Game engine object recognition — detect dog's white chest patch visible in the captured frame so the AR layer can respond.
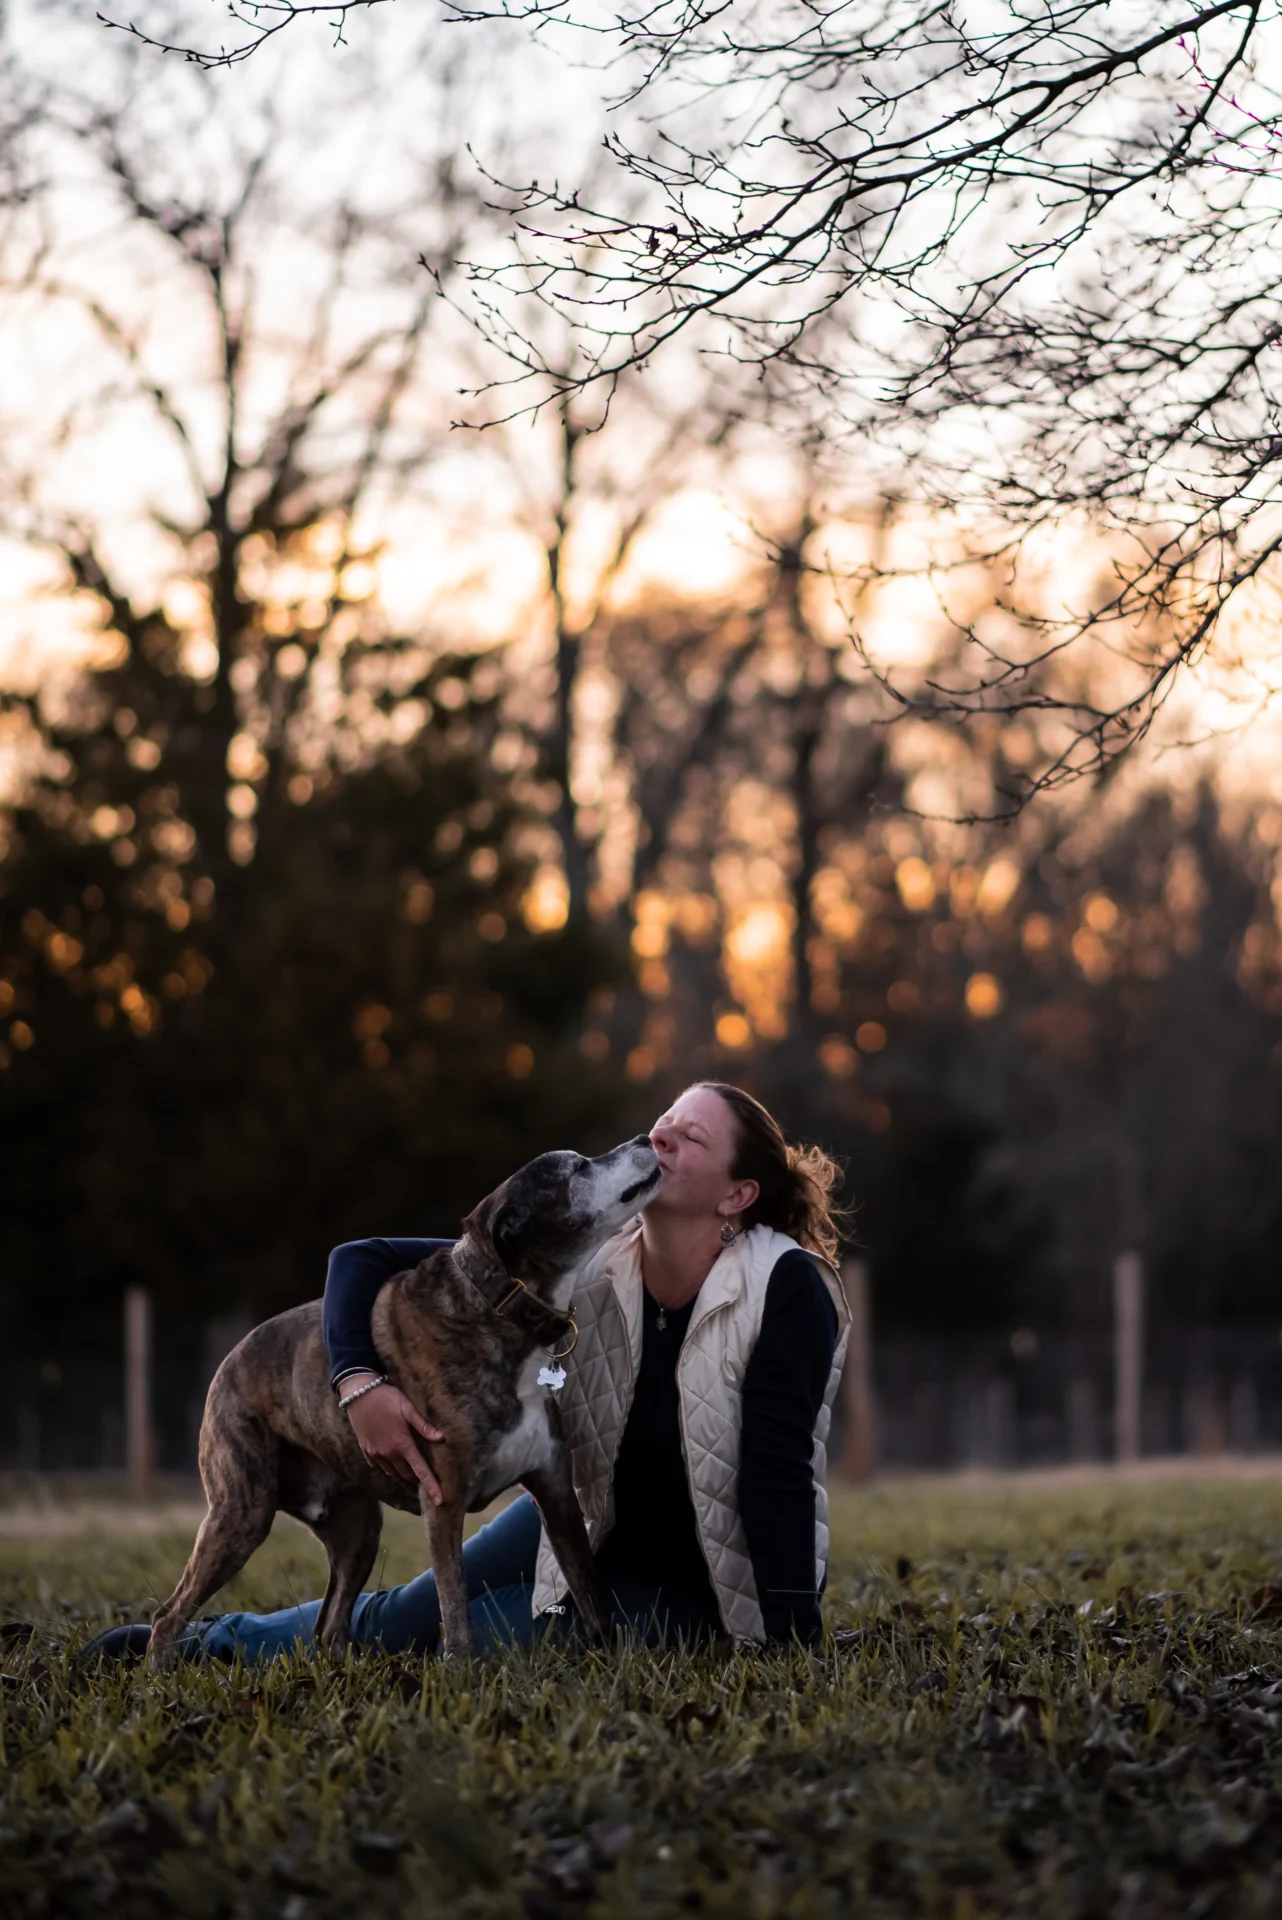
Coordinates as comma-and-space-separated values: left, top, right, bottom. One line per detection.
474, 1349, 560, 1503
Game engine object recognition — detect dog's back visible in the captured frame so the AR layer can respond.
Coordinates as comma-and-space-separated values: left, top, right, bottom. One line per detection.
204, 1299, 418, 1516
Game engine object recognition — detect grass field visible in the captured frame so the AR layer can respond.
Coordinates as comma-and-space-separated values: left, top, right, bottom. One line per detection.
4, 1477, 1282, 1918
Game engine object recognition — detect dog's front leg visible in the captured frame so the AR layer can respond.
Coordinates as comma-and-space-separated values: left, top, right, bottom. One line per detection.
523, 1459, 610, 1644
422, 1491, 473, 1662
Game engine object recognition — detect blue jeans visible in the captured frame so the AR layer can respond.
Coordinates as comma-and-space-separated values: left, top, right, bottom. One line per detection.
196, 1493, 720, 1662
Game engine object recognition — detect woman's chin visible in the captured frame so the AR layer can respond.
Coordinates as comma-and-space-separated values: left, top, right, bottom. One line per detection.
638, 1187, 713, 1223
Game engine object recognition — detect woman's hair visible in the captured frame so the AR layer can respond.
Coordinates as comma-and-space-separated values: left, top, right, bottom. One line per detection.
688, 1082, 848, 1268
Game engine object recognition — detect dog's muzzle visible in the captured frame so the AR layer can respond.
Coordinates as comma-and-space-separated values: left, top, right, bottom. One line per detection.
620, 1164, 661, 1206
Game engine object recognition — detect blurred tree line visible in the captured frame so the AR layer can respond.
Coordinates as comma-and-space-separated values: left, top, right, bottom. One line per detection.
4, 8, 1282, 1377
588, 553, 1282, 1342
0, 24, 638, 1360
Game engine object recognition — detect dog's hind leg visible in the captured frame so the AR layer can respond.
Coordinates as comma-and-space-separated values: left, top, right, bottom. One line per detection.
422, 1493, 472, 1661
150, 1411, 278, 1662
308, 1489, 383, 1654
523, 1461, 610, 1643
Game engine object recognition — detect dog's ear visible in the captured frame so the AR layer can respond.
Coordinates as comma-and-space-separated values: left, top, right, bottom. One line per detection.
464, 1185, 522, 1275
488, 1200, 523, 1276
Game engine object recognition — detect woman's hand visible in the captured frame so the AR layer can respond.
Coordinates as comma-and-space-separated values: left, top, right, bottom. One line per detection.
340, 1374, 445, 1506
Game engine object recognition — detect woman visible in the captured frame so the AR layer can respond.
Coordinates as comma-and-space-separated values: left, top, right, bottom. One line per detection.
91, 1083, 849, 1661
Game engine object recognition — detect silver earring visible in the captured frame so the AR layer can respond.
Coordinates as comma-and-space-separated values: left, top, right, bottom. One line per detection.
720, 1220, 737, 1246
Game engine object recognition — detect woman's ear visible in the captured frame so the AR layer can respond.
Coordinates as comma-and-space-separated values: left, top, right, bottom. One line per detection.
721, 1178, 759, 1220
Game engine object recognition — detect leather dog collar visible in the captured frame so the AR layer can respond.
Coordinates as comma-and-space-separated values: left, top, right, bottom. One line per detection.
451, 1238, 578, 1360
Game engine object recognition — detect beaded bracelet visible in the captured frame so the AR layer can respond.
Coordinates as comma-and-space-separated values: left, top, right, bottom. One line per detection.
337, 1374, 389, 1412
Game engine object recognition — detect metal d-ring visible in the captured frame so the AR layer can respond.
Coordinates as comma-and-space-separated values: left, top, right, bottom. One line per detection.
543, 1316, 579, 1362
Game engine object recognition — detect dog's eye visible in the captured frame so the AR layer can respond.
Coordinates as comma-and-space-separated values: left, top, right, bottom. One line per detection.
575, 1157, 591, 1175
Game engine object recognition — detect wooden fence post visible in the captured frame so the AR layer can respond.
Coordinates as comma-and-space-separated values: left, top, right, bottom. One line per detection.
841, 1257, 875, 1481
124, 1285, 154, 1500
1113, 1251, 1143, 1466
1066, 1376, 1098, 1463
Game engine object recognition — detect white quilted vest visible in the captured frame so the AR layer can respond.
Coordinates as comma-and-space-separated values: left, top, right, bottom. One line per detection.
532, 1221, 851, 1642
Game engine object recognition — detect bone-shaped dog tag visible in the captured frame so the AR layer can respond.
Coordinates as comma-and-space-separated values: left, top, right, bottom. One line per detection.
538, 1364, 567, 1391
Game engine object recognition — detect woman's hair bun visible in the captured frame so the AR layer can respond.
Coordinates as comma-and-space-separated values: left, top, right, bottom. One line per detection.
689, 1083, 849, 1266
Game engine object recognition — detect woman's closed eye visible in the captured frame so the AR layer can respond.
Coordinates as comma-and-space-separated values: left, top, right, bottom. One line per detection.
654, 1112, 710, 1148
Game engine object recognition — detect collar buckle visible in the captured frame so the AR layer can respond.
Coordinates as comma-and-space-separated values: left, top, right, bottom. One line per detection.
492, 1277, 527, 1316
454, 1240, 575, 1357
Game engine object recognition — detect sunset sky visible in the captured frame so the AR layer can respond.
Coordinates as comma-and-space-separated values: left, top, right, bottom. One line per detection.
6, 0, 1282, 1034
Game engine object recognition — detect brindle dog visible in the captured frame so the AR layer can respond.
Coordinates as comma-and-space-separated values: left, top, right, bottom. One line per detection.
149, 1136, 660, 1662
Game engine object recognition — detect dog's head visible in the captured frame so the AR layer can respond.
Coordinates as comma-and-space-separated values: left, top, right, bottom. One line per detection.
462, 1135, 660, 1295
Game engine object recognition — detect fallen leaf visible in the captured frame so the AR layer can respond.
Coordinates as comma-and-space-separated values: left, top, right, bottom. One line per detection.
910, 1669, 948, 1699
88, 1799, 183, 1857
271, 1847, 317, 1891
1177, 1810, 1255, 1866
386, 1662, 428, 1704
666, 1700, 722, 1737
587, 1820, 631, 1866
538, 1839, 594, 1889
351, 1830, 407, 1875
151, 1714, 215, 1768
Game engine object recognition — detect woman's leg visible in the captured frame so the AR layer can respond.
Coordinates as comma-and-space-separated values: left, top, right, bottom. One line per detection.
459, 1574, 718, 1657
350, 1493, 543, 1653
468, 1581, 552, 1654
195, 1493, 544, 1662
601, 1575, 722, 1649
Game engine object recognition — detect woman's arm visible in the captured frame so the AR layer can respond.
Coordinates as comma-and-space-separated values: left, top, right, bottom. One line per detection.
739, 1250, 839, 1646
324, 1237, 454, 1386
323, 1237, 454, 1500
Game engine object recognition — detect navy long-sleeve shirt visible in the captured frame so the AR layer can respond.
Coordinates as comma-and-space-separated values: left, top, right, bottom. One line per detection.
322, 1236, 838, 1644
324, 1238, 454, 1388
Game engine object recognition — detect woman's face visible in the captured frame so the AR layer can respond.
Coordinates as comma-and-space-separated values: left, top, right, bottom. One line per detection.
648, 1087, 757, 1223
